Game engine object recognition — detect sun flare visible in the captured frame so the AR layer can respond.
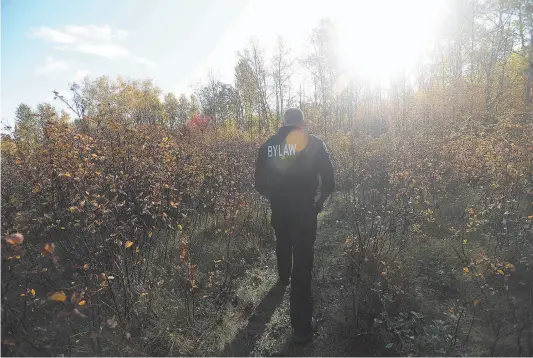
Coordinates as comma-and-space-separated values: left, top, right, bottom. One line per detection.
335, 0, 447, 84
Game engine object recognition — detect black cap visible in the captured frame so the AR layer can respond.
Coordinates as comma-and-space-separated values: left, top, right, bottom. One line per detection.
282, 108, 304, 126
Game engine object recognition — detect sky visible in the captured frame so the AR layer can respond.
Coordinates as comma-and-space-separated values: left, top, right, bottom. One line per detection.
1, 0, 447, 130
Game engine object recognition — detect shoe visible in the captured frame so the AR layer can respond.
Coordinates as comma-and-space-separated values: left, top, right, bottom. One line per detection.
292, 318, 317, 345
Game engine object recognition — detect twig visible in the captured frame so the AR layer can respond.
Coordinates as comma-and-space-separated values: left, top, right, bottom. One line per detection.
448, 307, 465, 355
491, 324, 502, 356
465, 308, 476, 344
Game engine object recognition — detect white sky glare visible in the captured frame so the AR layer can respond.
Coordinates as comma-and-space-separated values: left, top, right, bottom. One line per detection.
191, 0, 447, 87
1, 0, 448, 128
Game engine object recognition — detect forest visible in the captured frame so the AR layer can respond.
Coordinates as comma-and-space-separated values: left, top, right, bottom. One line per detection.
1, 0, 533, 356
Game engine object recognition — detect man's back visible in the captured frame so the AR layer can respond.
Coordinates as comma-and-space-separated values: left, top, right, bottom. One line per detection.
254, 125, 334, 214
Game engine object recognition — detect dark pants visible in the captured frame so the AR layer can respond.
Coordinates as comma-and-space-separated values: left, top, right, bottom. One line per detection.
271, 206, 317, 335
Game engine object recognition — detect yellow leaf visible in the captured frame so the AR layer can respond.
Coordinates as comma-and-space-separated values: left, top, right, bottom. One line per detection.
32, 186, 40, 193
135, 247, 140, 253
30, 289, 35, 296
68, 206, 77, 213
463, 267, 470, 274
20, 293, 26, 297
78, 300, 87, 306
91, 154, 97, 158
83, 263, 89, 270
497, 269, 505, 275
177, 224, 183, 231
163, 184, 169, 189
125, 241, 134, 248
504, 263, 516, 272
148, 231, 153, 238
48, 291, 67, 302
474, 299, 479, 306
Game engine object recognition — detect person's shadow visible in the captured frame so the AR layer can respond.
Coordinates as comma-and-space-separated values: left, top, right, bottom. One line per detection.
221, 283, 286, 356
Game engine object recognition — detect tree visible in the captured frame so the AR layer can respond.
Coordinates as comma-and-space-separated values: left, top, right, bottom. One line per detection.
198, 72, 239, 126
303, 18, 339, 138
14, 103, 41, 146
272, 36, 294, 126
235, 57, 257, 135
15, 104, 34, 127
164, 93, 180, 129
514, 0, 533, 106
75, 76, 166, 128
238, 39, 272, 134
135, 79, 166, 125
189, 94, 200, 118
178, 94, 192, 127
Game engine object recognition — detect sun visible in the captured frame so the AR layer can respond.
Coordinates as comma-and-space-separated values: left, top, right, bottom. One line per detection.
335, 0, 447, 85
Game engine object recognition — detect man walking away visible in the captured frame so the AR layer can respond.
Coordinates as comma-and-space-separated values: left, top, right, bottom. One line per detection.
254, 108, 335, 344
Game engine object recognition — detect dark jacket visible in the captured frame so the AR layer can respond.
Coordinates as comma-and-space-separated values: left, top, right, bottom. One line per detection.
254, 126, 335, 214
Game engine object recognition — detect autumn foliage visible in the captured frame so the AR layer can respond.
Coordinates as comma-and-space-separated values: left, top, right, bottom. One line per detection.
2, 1, 533, 354
1, 90, 269, 355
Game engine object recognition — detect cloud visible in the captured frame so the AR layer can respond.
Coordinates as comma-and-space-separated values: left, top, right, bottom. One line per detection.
73, 42, 130, 59
28, 24, 154, 68
29, 24, 127, 44
132, 55, 157, 69
35, 55, 71, 75
34, 56, 93, 86
73, 69, 91, 84
63, 24, 128, 42
29, 27, 76, 44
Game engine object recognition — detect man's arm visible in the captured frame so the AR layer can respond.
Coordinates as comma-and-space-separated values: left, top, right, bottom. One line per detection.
254, 145, 271, 199
315, 141, 335, 211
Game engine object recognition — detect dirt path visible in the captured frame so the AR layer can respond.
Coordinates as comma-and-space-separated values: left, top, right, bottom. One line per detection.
219, 206, 387, 357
